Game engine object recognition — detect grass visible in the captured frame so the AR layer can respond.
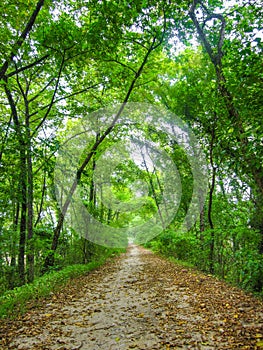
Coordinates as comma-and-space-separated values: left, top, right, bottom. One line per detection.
0, 249, 125, 319
167, 256, 195, 269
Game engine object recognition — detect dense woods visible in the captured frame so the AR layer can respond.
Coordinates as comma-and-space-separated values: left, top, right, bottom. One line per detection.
0, 0, 262, 300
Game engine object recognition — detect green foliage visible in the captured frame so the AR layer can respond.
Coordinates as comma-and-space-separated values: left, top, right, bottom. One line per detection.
147, 227, 263, 295
145, 230, 197, 260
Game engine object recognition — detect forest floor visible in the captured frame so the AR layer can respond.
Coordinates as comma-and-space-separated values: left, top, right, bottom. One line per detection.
0, 245, 263, 350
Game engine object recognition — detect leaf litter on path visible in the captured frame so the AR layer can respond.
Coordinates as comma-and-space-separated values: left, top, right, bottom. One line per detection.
0, 245, 262, 349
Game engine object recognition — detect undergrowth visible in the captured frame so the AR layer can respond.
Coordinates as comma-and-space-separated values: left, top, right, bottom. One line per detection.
0, 249, 124, 319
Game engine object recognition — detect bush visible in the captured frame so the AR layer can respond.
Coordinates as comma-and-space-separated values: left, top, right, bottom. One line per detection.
146, 228, 263, 295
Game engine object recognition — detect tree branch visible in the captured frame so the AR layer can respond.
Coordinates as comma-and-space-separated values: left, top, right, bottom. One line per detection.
32, 51, 66, 136
189, 0, 216, 65
3, 78, 22, 140
103, 59, 137, 74
7, 54, 49, 78
202, 13, 226, 61
189, 0, 226, 65
0, 0, 45, 80
29, 83, 101, 122
29, 77, 56, 103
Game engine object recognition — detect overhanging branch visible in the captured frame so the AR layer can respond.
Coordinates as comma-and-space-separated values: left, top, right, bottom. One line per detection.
0, 0, 45, 80
7, 54, 50, 78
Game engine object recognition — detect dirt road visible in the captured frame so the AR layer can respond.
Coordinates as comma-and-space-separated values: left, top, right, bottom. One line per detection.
1, 245, 262, 349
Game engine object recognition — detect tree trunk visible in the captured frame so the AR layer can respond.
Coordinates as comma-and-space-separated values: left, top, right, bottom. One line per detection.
26, 139, 34, 283
18, 154, 27, 285
199, 206, 205, 234
208, 166, 216, 274
4, 80, 27, 285
140, 147, 165, 228
208, 118, 217, 274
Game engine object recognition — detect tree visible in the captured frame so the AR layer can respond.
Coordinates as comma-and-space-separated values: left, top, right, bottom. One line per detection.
188, 0, 263, 250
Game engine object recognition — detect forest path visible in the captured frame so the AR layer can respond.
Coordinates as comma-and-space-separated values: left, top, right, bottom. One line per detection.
1, 245, 263, 350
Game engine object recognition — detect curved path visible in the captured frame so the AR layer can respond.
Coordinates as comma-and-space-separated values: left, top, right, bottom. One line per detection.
1, 245, 262, 349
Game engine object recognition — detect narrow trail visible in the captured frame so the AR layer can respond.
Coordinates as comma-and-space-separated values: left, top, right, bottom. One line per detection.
1, 245, 262, 349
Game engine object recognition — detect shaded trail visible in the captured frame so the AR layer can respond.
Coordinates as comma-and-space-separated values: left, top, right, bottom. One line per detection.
1, 245, 262, 349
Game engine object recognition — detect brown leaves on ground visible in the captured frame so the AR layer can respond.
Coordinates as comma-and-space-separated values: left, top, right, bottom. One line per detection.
0, 245, 262, 349
137, 252, 263, 349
